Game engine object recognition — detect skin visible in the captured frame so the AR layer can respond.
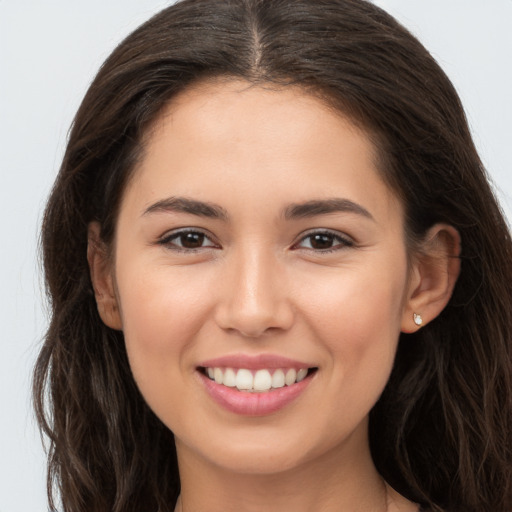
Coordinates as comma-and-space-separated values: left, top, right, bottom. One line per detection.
89, 80, 460, 512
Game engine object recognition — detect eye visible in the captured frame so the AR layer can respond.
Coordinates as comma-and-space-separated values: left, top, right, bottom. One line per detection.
159, 229, 218, 251
294, 230, 354, 252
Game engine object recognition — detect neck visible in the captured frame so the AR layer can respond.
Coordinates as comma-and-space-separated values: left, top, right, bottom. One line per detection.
175, 431, 394, 512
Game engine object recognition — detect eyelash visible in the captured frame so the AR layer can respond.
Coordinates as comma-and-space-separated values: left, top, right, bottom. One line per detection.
158, 228, 219, 253
292, 229, 354, 253
158, 229, 354, 253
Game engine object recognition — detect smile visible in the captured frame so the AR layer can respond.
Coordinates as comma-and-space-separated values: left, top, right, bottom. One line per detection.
202, 367, 313, 392
197, 356, 318, 416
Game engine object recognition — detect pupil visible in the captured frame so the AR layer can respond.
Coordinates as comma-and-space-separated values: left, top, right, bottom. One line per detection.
311, 234, 333, 249
181, 232, 204, 248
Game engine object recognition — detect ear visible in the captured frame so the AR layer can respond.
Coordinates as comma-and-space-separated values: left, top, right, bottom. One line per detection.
87, 222, 123, 330
401, 224, 461, 333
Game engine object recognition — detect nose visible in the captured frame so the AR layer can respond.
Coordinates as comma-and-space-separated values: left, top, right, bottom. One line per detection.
214, 245, 294, 338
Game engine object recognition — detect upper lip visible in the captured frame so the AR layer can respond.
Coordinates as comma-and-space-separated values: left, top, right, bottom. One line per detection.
199, 353, 315, 370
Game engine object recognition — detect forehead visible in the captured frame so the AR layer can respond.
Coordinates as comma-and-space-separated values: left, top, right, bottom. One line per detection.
149, 80, 371, 156
125, 79, 401, 224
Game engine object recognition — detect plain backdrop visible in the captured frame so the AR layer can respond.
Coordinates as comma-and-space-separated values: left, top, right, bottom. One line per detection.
1, 1, 510, 510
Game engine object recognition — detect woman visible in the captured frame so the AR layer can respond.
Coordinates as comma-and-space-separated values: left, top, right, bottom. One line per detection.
34, 1, 512, 511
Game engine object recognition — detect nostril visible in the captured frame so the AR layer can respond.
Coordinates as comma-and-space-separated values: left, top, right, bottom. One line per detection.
213, 284, 294, 337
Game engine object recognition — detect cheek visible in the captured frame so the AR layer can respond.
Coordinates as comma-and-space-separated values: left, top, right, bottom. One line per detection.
295, 255, 407, 399
114, 263, 213, 386
321, 275, 404, 348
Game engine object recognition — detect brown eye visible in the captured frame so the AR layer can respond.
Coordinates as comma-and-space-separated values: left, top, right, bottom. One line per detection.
160, 230, 217, 251
295, 231, 353, 252
309, 233, 336, 250
179, 232, 206, 248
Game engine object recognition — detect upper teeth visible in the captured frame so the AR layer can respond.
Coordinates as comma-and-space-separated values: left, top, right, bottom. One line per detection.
206, 367, 309, 392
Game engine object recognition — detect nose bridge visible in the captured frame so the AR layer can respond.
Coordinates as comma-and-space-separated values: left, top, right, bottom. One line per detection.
215, 241, 292, 337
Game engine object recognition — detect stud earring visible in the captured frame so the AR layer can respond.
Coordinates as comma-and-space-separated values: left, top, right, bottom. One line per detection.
413, 313, 423, 326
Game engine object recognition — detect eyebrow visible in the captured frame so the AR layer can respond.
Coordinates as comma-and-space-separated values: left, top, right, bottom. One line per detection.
142, 196, 373, 222
283, 198, 374, 221
142, 197, 229, 220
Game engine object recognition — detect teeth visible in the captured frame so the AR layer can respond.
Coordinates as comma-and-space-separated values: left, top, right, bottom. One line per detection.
223, 367, 236, 387
235, 369, 253, 390
271, 369, 285, 389
253, 369, 272, 391
204, 367, 311, 392
214, 367, 223, 384
285, 368, 297, 386
296, 368, 308, 382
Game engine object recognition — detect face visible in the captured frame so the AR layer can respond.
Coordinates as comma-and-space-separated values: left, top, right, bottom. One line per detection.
103, 80, 416, 476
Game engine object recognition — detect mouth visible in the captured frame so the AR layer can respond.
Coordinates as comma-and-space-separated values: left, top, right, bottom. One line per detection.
196, 354, 318, 415
199, 366, 318, 392
197, 361, 318, 416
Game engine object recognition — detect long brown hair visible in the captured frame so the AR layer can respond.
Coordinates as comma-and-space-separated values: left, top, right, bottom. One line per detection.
34, 1, 512, 511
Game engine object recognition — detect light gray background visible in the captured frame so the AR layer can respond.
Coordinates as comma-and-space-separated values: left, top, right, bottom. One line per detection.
1, 1, 510, 510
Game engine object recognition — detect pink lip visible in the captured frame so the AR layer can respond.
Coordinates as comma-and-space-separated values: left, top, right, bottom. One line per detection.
196, 353, 316, 416
199, 353, 313, 370
199, 373, 313, 416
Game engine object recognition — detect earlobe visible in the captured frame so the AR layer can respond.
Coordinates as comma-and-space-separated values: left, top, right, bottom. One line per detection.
401, 224, 461, 333
87, 222, 123, 331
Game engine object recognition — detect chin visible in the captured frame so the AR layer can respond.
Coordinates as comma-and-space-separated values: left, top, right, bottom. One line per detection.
205, 445, 313, 476
174, 419, 356, 478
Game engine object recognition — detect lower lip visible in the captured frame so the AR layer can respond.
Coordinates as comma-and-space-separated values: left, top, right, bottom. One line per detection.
198, 371, 313, 416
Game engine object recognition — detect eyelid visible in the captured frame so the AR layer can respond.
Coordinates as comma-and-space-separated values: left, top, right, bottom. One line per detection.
158, 227, 220, 251
291, 228, 355, 251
